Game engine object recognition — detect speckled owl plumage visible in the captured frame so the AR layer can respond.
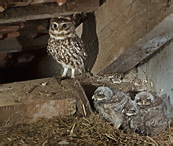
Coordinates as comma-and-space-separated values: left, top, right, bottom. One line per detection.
47, 18, 87, 78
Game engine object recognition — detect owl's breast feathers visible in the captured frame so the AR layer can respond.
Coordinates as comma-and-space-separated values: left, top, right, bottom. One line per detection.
47, 35, 87, 71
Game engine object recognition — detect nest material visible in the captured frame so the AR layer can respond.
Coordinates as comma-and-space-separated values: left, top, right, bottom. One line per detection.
2, 113, 172, 145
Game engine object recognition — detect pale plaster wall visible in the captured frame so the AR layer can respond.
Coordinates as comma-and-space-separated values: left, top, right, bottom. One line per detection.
138, 41, 173, 105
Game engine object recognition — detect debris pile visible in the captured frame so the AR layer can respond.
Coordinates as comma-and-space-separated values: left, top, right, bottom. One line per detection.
2, 114, 172, 145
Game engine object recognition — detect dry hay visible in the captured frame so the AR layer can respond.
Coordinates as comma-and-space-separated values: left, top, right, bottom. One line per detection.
2, 113, 172, 145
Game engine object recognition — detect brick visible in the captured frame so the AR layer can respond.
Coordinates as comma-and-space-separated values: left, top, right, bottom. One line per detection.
37, 25, 46, 31
0, 26, 19, 33
20, 22, 25, 29
7, 31, 20, 38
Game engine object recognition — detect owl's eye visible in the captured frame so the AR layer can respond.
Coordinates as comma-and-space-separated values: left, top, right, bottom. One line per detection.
52, 23, 58, 29
129, 110, 136, 113
146, 99, 151, 102
97, 93, 104, 97
136, 99, 141, 102
62, 24, 68, 29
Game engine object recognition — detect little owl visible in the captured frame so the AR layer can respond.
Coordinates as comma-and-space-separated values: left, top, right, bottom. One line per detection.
47, 18, 87, 78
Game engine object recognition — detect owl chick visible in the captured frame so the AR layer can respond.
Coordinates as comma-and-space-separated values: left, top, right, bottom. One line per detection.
47, 18, 87, 78
122, 100, 145, 134
135, 91, 169, 136
160, 94, 173, 123
92, 86, 130, 129
135, 91, 167, 115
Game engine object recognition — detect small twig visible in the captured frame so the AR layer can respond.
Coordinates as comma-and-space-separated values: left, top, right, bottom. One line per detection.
20, 139, 25, 144
82, 123, 91, 127
59, 119, 70, 128
82, 104, 87, 117
105, 133, 117, 142
70, 123, 76, 136
147, 136, 159, 146
7, 137, 12, 141
26, 85, 38, 94
42, 139, 48, 146
82, 117, 91, 123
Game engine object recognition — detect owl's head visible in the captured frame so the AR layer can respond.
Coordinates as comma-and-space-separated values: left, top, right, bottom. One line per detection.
49, 18, 75, 39
135, 91, 154, 106
122, 100, 138, 116
92, 86, 113, 103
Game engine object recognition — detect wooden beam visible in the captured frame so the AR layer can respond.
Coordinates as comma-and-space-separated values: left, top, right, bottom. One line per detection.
0, 78, 76, 128
0, 2, 99, 24
99, 14, 173, 74
91, 0, 173, 75
62, 79, 93, 116
0, 98, 76, 128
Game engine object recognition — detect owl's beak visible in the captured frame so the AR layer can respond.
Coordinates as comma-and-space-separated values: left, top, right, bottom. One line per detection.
122, 109, 136, 116
126, 110, 136, 116
92, 95, 96, 100
92, 95, 107, 101
57, 27, 61, 32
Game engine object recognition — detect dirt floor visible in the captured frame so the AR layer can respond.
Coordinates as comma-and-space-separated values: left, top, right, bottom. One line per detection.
1, 70, 172, 144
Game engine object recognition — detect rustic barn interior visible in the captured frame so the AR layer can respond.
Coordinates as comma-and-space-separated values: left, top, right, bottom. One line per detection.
0, 0, 173, 144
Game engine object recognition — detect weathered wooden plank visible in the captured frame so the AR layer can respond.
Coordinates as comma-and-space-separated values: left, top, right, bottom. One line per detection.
1, 98, 76, 128
99, 14, 173, 74
62, 79, 93, 116
73, 80, 93, 116
0, 78, 77, 128
0, 1, 99, 24
91, 0, 173, 75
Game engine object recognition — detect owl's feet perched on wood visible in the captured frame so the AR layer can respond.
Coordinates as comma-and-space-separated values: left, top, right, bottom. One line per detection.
61, 67, 76, 79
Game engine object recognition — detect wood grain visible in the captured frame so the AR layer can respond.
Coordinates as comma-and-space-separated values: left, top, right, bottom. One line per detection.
91, 0, 173, 74
99, 14, 173, 74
